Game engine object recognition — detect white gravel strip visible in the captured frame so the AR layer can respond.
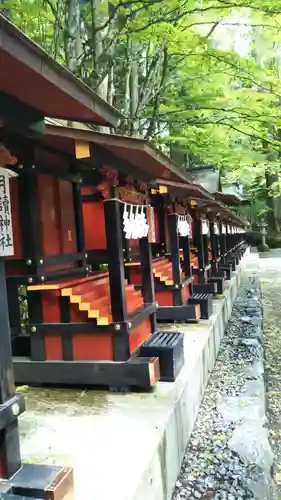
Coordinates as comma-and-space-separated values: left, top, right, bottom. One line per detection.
172, 261, 278, 500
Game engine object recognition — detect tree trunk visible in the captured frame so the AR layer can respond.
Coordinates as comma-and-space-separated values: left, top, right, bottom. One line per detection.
265, 170, 281, 233
107, 66, 114, 106
91, 0, 109, 101
130, 39, 139, 135
65, 0, 81, 72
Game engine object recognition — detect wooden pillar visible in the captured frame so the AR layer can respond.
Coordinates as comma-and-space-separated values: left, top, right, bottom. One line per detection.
168, 213, 182, 306
139, 236, 156, 332
6, 280, 21, 334
119, 203, 130, 280
59, 296, 73, 361
180, 234, 192, 279
18, 152, 43, 282
158, 200, 167, 254
202, 234, 209, 268
72, 182, 86, 268
210, 221, 218, 268
216, 224, 221, 258
219, 223, 227, 258
0, 259, 22, 479
225, 226, 230, 253
192, 211, 205, 271
104, 199, 130, 361
28, 290, 45, 361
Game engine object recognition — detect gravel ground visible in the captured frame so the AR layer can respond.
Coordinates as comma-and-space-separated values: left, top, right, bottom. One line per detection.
173, 255, 278, 500
260, 250, 281, 493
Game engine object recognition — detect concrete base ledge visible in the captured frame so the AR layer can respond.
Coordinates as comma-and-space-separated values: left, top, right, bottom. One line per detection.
19, 250, 250, 500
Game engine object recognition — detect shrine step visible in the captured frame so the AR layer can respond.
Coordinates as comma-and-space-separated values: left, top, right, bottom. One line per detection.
139, 330, 184, 382
208, 276, 225, 294
188, 293, 212, 319
62, 275, 112, 296
192, 282, 217, 295
156, 304, 200, 323
152, 259, 170, 271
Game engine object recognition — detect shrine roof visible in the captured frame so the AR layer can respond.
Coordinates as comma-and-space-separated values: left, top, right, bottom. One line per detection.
38, 124, 247, 225
214, 186, 244, 205
190, 166, 222, 193
154, 178, 215, 202
0, 14, 121, 126
189, 167, 243, 205
163, 183, 246, 225
43, 124, 198, 184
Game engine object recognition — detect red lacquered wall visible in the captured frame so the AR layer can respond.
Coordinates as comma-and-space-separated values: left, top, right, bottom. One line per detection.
8, 174, 77, 260
83, 200, 106, 249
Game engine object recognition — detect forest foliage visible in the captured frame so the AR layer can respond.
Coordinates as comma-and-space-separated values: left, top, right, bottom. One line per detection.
2, 0, 281, 227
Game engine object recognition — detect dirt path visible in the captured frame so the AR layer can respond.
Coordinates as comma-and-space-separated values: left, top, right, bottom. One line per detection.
260, 249, 281, 490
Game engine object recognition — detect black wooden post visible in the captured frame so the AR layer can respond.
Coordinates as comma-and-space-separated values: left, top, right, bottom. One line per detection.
225, 226, 230, 253
28, 290, 45, 361
104, 199, 130, 361
119, 203, 130, 280
158, 199, 167, 255
6, 280, 21, 333
139, 236, 157, 332
210, 221, 218, 271
229, 226, 233, 252
139, 237, 155, 305
180, 235, 192, 279
73, 182, 86, 269
59, 296, 74, 361
219, 223, 226, 260
202, 233, 209, 269
0, 259, 23, 479
192, 211, 205, 274
216, 222, 221, 258
18, 157, 43, 282
168, 213, 182, 306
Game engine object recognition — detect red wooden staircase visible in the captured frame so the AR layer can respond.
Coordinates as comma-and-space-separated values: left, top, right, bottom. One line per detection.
61, 272, 144, 325
152, 257, 185, 285
27, 271, 151, 361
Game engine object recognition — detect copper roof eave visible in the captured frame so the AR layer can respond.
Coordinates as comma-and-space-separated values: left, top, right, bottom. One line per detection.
154, 179, 247, 225
0, 14, 122, 126
214, 191, 241, 205
144, 145, 194, 183
155, 178, 214, 202
44, 124, 194, 181
196, 198, 247, 226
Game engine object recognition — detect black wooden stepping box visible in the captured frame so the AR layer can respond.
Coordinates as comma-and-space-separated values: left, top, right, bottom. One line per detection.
0, 464, 74, 500
188, 293, 212, 319
192, 282, 217, 295
139, 331, 184, 382
208, 276, 225, 295
156, 304, 199, 323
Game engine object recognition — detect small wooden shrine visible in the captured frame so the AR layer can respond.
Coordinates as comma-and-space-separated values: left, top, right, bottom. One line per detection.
140, 178, 246, 320
6, 124, 204, 388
